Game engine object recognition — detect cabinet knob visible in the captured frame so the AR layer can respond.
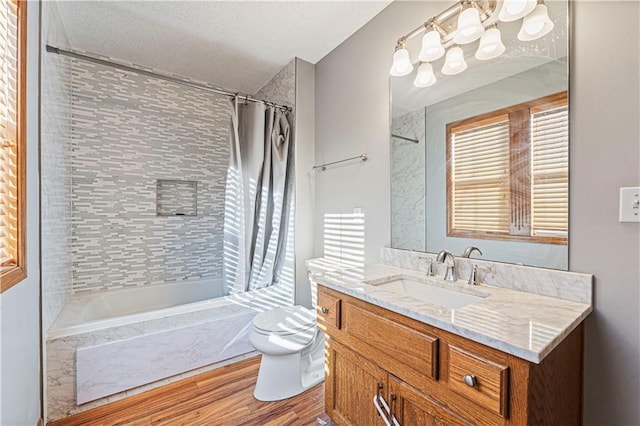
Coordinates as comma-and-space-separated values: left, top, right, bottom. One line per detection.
463, 374, 477, 387
321, 307, 329, 314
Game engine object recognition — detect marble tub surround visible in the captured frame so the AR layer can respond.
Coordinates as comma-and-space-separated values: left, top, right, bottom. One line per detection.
380, 247, 592, 304
306, 258, 592, 363
46, 284, 294, 421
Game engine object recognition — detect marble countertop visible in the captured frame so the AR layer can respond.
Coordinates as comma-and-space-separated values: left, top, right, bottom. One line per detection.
306, 258, 592, 364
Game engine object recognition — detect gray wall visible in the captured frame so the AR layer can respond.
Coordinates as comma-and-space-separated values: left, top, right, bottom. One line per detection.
293, 58, 316, 306
0, 2, 42, 424
315, 1, 639, 423
571, 2, 640, 423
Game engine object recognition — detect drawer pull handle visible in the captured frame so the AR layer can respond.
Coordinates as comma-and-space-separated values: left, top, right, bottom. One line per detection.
321, 307, 329, 314
463, 374, 477, 387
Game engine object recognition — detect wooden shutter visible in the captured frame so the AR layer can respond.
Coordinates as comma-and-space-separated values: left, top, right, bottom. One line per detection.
449, 116, 511, 234
531, 103, 568, 238
0, 0, 19, 266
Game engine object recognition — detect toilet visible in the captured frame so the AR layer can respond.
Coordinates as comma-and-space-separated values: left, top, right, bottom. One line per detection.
248, 281, 325, 401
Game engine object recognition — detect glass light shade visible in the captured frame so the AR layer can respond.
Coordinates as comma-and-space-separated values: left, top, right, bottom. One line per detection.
475, 27, 506, 60
418, 30, 445, 62
413, 62, 437, 88
441, 46, 468, 75
498, 0, 537, 22
389, 47, 414, 76
453, 6, 485, 44
518, 3, 554, 41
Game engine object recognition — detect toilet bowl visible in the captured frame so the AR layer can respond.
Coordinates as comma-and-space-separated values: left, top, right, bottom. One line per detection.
249, 305, 325, 401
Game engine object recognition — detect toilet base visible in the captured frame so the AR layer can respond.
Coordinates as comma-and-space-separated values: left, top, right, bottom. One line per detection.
253, 332, 325, 402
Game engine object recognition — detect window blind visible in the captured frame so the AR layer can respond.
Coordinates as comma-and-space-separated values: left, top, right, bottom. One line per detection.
531, 104, 569, 237
0, 0, 19, 266
451, 117, 511, 233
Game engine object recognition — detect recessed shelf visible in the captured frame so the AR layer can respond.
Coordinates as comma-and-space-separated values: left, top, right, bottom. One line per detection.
156, 179, 198, 217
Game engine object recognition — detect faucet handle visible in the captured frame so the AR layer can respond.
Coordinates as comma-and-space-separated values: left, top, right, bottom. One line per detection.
426, 258, 434, 276
468, 265, 479, 285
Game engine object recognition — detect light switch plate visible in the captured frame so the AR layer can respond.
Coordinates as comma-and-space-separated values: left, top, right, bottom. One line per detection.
619, 187, 640, 222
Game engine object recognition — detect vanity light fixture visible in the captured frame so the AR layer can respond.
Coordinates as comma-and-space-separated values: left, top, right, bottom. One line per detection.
442, 46, 468, 75
475, 24, 506, 60
414, 62, 437, 87
453, 1, 485, 44
518, 0, 554, 41
389, 0, 555, 87
389, 39, 414, 77
418, 21, 446, 62
498, 0, 537, 22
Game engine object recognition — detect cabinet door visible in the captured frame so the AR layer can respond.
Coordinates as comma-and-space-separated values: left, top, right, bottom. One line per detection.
326, 339, 389, 426
389, 376, 473, 426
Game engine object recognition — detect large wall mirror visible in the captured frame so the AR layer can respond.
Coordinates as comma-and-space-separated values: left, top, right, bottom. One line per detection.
390, 0, 568, 269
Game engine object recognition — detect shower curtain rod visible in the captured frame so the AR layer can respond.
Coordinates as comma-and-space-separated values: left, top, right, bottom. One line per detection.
45, 45, 292, 112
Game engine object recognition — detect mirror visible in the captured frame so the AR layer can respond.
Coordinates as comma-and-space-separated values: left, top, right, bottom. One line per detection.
390, 0, 568, 269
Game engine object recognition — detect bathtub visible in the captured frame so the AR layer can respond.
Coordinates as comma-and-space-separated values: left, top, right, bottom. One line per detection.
49, 277, 227, 338
46, 279, 294, 421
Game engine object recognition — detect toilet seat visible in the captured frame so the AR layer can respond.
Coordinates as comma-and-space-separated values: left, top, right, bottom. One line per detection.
252, 306, 316, 336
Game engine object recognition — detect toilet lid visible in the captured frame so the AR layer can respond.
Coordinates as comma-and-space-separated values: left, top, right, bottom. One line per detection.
253, 306, 317, 335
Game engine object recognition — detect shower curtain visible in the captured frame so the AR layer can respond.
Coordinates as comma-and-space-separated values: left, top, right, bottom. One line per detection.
223, 98, 292, 294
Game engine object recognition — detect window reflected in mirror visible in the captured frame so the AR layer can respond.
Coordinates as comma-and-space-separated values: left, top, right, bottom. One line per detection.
447, 92, 568, 245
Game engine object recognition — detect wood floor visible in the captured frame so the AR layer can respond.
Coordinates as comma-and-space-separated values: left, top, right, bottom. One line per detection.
49, 356, 331, 426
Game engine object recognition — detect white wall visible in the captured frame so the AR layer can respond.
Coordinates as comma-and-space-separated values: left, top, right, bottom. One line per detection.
315, 1, 639, 423
0, 2, 41, 425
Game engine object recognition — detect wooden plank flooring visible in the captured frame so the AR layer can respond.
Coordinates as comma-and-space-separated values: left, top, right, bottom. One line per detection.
49, 356, 331, 426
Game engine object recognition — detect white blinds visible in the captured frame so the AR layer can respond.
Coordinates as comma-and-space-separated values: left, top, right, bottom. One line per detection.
531, 104, 569, 237
0, 0, 19, 266
451, 118, 511, 233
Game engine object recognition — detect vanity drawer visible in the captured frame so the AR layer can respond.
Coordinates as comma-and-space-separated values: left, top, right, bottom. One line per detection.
317, 288, 341, 330
344, 304, 439, 382
448, 345, 509, 418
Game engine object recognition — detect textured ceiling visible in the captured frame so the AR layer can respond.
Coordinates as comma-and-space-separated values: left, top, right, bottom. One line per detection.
55, 1, 391, 94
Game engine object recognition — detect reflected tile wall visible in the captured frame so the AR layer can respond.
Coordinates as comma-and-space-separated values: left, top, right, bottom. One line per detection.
391, 109, 426, 251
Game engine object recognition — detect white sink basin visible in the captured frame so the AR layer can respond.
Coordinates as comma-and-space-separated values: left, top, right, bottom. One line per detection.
369, 277, 486, 309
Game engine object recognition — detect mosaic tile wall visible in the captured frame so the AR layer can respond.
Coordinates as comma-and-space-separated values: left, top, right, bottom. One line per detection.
41, 2, 73, 329
69, 60, 231, 292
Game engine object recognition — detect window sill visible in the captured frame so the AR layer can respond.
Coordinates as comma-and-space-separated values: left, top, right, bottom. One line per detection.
1, 265, 27, 293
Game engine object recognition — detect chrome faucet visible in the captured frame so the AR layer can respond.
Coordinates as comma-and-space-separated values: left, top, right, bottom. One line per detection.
436, 250, 457, 281
462, 246, 483, 258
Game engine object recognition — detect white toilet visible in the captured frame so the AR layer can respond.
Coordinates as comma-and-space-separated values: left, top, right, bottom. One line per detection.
248, 281, 325, 401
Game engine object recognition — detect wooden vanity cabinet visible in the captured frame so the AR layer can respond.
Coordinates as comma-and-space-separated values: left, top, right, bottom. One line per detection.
317, 285, 584, 426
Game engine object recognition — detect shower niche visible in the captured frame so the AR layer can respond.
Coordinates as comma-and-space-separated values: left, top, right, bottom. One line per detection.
156, 179, 198, 216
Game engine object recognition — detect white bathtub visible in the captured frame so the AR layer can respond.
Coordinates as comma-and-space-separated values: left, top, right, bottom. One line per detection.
46, 280, 294, 420
49, 277, 227, 338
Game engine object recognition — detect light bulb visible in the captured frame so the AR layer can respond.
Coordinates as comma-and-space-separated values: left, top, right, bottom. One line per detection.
414, 62, 437, 88
441, 46, 468, 75
498, 0, 537, 22
518, 3, 554, 41
453, 5, 484, 44
418, 29, 445, 62
475, 26, 506, 60
389, 45, 414, 76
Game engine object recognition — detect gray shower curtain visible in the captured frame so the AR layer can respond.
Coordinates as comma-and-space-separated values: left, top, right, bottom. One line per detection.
223, 98, 292, 294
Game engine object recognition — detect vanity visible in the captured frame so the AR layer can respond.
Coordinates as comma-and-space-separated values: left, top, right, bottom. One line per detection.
308, 255, 592, 425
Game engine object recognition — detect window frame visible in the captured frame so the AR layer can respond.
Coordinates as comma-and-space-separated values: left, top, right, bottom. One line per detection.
1, 0, 27, 293
446, 91, 568, 246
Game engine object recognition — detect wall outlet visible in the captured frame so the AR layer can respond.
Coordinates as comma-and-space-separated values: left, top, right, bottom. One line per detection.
619, 187, 640, 222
